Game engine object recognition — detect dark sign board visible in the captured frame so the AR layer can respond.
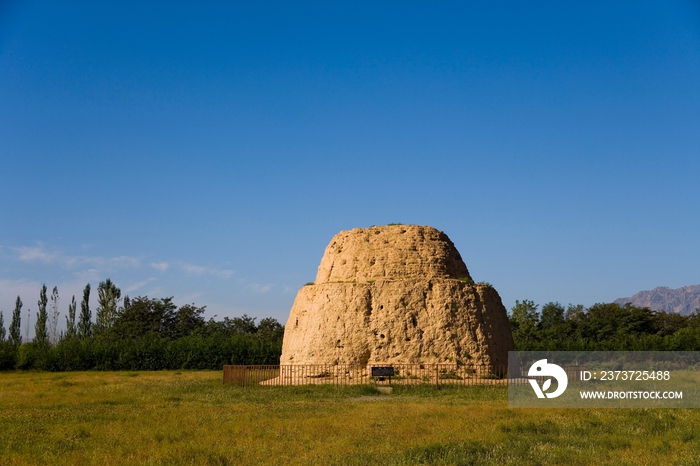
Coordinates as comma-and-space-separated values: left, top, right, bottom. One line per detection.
371, 366, 395, 377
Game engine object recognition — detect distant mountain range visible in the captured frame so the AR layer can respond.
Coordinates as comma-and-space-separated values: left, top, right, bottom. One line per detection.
615, 285, 700, 315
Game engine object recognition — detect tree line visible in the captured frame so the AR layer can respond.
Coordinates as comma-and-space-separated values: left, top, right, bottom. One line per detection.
510, 300, 700, 351
3, 282, 700, 372
0, 279, 284, 371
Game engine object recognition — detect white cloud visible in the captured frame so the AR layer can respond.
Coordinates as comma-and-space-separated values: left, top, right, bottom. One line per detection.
183, 264, 207, 275
15, 246, 56, 263
182, 263, 233, 278
236, 278, 271, 293
11, 244, 139, 270
150, 262, 169, 271
142, 286, 165, 298
216, 269, 234, 279
1, 244, 245, 326
8, 244, 236, 283
72, 268, 102, 282
109, 256, 140, 268
247, 283, 272, 293
123, 278, 157, 294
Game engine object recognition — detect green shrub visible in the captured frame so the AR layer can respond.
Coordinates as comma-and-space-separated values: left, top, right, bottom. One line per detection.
0, 342, 17, 370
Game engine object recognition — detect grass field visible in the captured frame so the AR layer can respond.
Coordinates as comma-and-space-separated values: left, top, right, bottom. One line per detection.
1, 371, 700, 465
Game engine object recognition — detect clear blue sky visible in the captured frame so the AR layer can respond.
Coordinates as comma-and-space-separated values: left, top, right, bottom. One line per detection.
1, 1, 699, 331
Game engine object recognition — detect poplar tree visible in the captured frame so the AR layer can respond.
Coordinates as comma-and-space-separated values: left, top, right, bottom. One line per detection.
9, 296, 22, 346
95, 279, 121, 333
35, 284, 48, 345
49, 286, 60, 345
65, 295, 77, 339
0, 311, 5, 342
78, 283, 92, 338
25, 308, 30, 344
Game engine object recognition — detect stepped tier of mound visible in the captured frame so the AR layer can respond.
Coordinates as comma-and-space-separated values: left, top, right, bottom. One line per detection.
280, 225, 514, 367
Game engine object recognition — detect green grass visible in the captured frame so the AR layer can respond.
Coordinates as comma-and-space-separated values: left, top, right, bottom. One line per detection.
1, 371, 700, 465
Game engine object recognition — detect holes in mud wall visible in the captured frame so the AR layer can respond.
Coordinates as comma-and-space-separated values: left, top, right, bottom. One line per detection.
380, 334, 385, 339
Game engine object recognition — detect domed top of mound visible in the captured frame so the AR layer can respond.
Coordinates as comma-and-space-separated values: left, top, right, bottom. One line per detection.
315, 225, 471, 283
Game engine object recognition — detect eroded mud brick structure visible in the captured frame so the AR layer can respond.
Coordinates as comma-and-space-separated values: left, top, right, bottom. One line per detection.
281, 225, 514, 368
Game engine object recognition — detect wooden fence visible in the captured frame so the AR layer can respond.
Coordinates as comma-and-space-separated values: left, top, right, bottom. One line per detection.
223, 364, 584, 388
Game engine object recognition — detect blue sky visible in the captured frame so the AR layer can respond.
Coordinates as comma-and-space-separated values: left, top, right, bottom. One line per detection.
1, 1, 699, 333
